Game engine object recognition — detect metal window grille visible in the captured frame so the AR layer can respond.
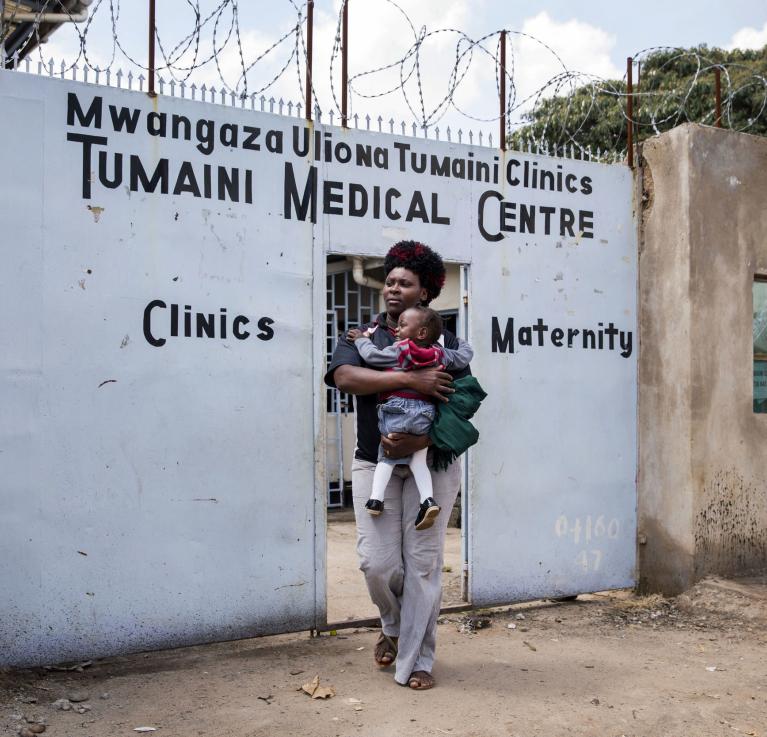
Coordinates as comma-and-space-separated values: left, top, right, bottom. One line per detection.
325, 268, 380, 507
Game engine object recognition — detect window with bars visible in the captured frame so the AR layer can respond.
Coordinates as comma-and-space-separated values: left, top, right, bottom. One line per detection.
325, 264, 381, 507
326, 268, 380, 416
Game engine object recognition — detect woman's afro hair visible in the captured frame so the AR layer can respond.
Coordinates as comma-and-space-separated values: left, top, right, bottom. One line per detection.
384, 240, 446, 305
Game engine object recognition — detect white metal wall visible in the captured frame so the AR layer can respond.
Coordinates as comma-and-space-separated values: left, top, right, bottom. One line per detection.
468, 164, 637, 605
0, 71, 320, 666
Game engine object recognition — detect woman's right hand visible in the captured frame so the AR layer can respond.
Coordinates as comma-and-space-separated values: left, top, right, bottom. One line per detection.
405, 368, 454, 403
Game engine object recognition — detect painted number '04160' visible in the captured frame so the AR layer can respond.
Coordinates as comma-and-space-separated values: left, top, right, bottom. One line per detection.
554, 515, 619, 544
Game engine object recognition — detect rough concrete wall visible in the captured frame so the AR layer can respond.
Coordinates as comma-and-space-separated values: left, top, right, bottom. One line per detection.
638, 126, 696, 594
686, 126, 767, 577
639, 124, 767, 593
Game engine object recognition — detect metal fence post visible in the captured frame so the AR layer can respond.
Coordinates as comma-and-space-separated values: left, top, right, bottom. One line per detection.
636, 61, 642, 167
500, 30, 506, 151
305, 0, 314, 121
626, 57, 634, 169
341, 0, 348, 128
715, 66, 722, 127
148, 0, 156, 96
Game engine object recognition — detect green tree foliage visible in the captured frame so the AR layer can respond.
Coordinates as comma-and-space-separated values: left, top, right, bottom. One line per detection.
507, 45, 767, 154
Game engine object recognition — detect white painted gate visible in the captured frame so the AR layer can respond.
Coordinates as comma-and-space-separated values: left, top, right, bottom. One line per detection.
0, 71, 321, 667
468, 163, 637, 604
1, 65, 636, 667
317, 129, 638, 604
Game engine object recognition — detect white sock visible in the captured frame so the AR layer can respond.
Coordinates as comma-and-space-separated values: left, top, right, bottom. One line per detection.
370, 461, 395, 502
409, 447, 435, 505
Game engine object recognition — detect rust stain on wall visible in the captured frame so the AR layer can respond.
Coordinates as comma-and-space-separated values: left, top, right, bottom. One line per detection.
695, 468, 767, 578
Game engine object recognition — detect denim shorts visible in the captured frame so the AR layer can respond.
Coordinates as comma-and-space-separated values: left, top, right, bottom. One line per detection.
377, 396, 436, 465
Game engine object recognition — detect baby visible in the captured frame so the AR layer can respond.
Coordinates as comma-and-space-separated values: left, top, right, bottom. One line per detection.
347, 306, 473, 530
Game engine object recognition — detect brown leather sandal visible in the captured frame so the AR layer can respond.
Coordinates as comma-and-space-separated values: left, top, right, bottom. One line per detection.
373, 633, 398, 667
407, 670, 435, 690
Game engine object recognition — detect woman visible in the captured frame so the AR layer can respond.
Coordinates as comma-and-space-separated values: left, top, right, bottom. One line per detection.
324, 241, 470, 690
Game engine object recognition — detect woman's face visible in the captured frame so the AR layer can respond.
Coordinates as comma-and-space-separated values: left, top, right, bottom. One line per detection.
383, 267, 428, 318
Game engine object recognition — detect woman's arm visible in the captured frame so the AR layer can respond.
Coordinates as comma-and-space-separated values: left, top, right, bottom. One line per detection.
333, 364, 455, 401
380, 431, 431, 458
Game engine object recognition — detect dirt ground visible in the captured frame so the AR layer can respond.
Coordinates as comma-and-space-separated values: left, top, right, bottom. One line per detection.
3, 521, 767, 737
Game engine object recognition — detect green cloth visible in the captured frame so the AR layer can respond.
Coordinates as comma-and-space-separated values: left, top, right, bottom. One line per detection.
429, 375, 488, 471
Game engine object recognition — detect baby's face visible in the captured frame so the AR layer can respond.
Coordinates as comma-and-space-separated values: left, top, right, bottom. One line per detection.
396, 308, 425, 341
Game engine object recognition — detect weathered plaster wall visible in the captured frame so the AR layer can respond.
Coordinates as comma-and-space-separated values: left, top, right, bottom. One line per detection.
687, 126, 767, 578
638, 126, 696, 594
639, 124, 767, 593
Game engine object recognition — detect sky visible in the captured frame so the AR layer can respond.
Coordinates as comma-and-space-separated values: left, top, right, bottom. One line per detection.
36, 0, 767, 136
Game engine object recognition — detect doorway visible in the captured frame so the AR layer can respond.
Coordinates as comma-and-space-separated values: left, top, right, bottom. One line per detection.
324, 255, 470, 624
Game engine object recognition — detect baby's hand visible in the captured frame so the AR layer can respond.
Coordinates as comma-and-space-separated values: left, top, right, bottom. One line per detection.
346, 328, 364, 342
364, 324, 378, 337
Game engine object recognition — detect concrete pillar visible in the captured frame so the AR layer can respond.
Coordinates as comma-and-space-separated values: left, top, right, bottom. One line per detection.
639, 124, 767, 594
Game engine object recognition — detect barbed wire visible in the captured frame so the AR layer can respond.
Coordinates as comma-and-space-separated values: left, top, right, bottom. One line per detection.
2, 0, 766, 157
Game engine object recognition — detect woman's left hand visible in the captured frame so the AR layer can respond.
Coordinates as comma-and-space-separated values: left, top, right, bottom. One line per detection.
380, 432, 430, 459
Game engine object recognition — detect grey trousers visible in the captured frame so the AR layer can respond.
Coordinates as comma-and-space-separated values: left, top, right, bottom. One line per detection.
351, 456, 461, 685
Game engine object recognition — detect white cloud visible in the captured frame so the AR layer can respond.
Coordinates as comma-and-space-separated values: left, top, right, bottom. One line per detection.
309, 0, 477, 130
726, 21, 767, 51
509, 12, 622, 115
418, 10, 624, 133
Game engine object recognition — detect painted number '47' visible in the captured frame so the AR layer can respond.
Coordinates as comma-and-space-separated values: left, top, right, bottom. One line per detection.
575, 550, 603, 572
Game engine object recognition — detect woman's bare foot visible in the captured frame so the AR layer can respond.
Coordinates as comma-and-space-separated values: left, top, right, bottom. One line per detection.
374, 633, 398, 667
407, 670, 435, 690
